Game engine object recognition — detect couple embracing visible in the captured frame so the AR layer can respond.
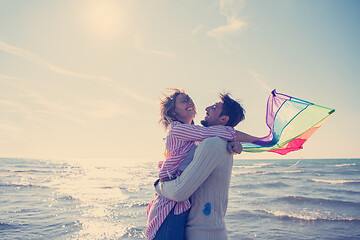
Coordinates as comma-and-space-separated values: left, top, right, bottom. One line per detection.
146, 89, 260, 240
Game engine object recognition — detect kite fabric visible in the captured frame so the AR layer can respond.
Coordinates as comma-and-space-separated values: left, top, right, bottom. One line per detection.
242, 89, 335, 155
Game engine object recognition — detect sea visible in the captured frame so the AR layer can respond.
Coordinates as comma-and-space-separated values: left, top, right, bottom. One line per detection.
1, 157, 359, 240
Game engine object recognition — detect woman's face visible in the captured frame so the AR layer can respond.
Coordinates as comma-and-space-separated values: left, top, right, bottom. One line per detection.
173, 93, 196, 124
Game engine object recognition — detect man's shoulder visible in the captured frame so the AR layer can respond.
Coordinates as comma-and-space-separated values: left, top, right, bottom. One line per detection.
201, 136, 228, 144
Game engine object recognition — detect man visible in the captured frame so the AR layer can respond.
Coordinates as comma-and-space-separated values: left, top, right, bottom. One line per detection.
155, 93, 258, 239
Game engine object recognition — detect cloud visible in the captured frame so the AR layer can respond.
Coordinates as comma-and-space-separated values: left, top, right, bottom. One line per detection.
0, 41, 112, 83
0, 121, 22, 133
133, 33, 176, 57
249, 70, 272, 92
207, 18, 247, 38
0, 75, 87, 124
0, 74, 130, 125
83, 100, 126, 119
207, 0, 248, 40
192, 24, 204, 35
0, 99, 26, 112
0, 41, 154, 105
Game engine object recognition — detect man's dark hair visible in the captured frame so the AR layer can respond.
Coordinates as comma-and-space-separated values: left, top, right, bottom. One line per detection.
220, 92, 245, 127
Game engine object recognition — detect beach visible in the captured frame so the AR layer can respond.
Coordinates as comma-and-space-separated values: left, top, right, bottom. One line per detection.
1, 157, 359, 239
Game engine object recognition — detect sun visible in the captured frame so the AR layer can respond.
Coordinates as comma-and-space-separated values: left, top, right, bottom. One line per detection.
81, 0, 126, 40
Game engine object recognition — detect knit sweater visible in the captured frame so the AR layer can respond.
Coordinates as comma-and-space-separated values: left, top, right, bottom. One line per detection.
147, 123, 236, 240
155, 137, 233, 240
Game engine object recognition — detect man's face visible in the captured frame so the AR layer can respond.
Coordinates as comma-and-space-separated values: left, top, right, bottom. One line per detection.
201, 102, 224, 127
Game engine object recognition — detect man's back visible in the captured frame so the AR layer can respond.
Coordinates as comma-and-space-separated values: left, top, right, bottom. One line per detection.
186, 137, 233, 240
155, 137, 234, 240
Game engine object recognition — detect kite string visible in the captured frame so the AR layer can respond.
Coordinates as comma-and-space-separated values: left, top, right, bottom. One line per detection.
286, 151, 303, 169
287, 158, 302, 169
253, 153, 303, 175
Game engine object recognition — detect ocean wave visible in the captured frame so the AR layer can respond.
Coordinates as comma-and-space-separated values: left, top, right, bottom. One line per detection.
121, 225, 145, 239
312, 179, 360, 185
333, 163, 357, 167
122, 201, 149, 208
0, 183, 48, 189
275, 196, 360, 208
312, 187, 360, 196
233, 169, 304, 176
232, 170, 281, 176
56, 195, 76, 201
232, 181, 289, 189
232, 183, 258, 189
283, 170, 304, 173
255, 171, 281, 176
0, 222, 19, 230
263, 181, 289, 188
261, 209, 360, 222
233, 163, 275, 169
118, 186, 141, 193
227, 210, 259, 220
232, 171, 254, 176
233, 165, 261, 169
13, 169, 54, 174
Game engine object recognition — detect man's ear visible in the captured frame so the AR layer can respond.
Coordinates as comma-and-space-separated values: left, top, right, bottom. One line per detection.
220, 115, 229, 125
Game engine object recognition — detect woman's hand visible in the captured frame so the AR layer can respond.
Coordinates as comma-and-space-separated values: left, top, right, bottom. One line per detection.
227, 141, 243, 154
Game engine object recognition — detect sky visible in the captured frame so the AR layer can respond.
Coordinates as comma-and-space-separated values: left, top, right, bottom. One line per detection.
0, 0, 359, 161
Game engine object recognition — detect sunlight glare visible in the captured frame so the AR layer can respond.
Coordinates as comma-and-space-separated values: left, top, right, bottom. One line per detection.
81, 0, 125, 40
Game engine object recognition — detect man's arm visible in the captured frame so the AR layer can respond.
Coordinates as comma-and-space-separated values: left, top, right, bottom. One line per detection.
155, 137, 235, 202
235, 130, 260, 143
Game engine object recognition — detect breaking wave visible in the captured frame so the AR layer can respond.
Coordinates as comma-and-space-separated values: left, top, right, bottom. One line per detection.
312, 179, 360, 185
261, 209, 360, 222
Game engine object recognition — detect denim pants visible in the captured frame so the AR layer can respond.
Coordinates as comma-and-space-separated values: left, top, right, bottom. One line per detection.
153, 206, 190, 240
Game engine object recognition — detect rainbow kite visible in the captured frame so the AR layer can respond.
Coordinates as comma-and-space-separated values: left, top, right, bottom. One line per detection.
242, 90, 335, 155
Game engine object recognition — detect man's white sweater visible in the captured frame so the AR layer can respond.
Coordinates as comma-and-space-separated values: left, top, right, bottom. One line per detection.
155, 137, 233, 240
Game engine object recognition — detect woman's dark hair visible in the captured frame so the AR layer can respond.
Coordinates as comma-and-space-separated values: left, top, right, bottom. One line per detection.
219, 92, 245, 127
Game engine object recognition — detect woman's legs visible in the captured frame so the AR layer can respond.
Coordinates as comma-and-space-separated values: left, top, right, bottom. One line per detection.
153, 207, 189, 240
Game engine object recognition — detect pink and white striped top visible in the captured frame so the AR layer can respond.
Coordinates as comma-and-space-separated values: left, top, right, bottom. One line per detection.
146, 121, 236, 240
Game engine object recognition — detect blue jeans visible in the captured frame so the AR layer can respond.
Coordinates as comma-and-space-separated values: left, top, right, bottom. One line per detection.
153, 206, 189, 240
